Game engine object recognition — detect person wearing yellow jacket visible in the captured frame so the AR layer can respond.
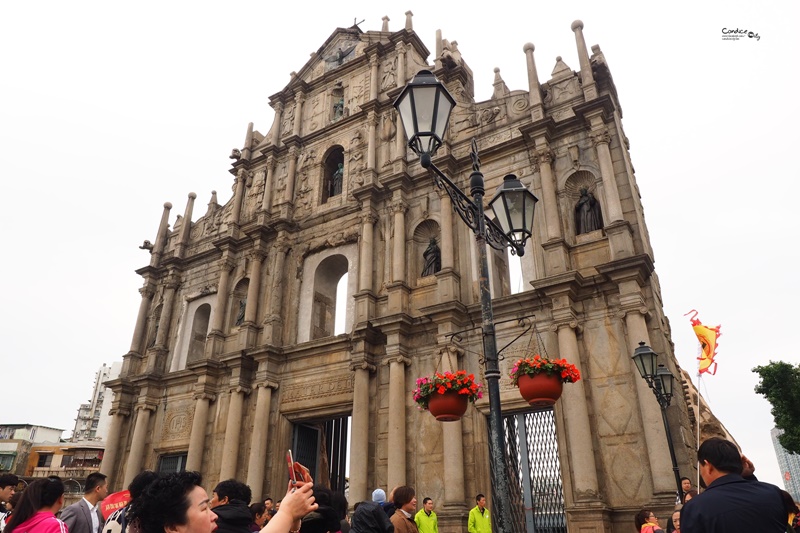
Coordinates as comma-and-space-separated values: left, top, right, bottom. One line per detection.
413, 498, 437, 533
467, 494, 490, 533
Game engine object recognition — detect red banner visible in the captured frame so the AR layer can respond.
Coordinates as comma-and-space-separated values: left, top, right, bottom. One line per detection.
101, 490, 131, 520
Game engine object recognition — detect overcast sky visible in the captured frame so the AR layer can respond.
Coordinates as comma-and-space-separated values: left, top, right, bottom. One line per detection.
2, 1, 798, 490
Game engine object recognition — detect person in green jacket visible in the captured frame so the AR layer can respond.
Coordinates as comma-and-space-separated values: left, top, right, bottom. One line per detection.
414, 498, 437, 533
467, 494, 490, 533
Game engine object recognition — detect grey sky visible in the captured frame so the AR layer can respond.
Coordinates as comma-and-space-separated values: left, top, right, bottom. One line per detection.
1, 1, 797, 489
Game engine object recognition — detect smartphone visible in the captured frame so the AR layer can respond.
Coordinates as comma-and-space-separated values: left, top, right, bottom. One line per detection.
286, 450, 296, 483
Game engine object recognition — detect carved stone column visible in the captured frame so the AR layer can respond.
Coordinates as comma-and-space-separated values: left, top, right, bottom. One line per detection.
123, 403, 156, 487
292, 94, 305, 137
367, 111, 377, 170
589, 123, 634, 259
220, 386, 250, 480
150, 202, 172, 267
175, 193, 197, 258
533, 143, 570, 276
435, 190, 460, 302
247, 381, 278, 497
387, 356, 410, 490
359, 213, 377, 292
263, 239, 289, 345
396, 43, 407, 87
186, 393, 214, 472
553, 320, 601, 499
244, 250, 266, 324
210, 259, 234, 334
439, 347, 465, 505
391, 199, 408, 282
590, 127, 623, 224
153, 276, 179, 350
232, 169, 247, 225
285, 147, 298, 204
623, 306, 674, 495
349, 362, 374, 504
369, 55, 379, 101
273, 102, 285, 145
99, 408, 129, 481
260, 156, 275, 213
129, 283, 155, 356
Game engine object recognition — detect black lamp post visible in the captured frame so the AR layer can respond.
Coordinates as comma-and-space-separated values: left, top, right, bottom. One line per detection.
395, 70, 539, 533
631, 341, 682, 500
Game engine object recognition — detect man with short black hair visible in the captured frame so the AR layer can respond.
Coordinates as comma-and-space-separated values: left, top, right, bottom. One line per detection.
0, 474, 18, 514
467, 494, 490, 533
0, 474, 19, 533
61, 472, 109, 533
681, 437, 785, 532
209, 480, 252, 533
413, 498, 436, 533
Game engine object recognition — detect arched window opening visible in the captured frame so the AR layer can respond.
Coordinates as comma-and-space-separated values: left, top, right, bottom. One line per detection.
311, 254, 349, 340
187, 304, 211, 364
322, 147, 345, 203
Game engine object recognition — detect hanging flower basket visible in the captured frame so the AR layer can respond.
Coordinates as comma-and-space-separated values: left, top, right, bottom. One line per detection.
427, 391, 469, 421
509, 354, 581, 407
413, 370, 483, 422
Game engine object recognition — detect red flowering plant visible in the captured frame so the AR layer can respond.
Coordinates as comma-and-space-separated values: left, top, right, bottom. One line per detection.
413, 370, 483, 410
509, 354, 581, 385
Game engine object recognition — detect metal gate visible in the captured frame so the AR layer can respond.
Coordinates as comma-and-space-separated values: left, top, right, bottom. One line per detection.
501, 409, 568, 533
293, 415, 349, 494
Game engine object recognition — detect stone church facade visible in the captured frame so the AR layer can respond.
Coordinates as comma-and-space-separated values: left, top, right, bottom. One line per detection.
101, 14, 713, 532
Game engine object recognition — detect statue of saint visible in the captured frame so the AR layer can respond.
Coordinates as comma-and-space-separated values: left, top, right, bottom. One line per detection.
235, 297, 247, 326
575, 187, 603, 234
421, 237, 442, 277
330, 163, 344, 196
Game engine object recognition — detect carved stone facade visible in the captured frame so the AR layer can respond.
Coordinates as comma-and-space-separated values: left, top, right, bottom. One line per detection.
101, 16, 724, 533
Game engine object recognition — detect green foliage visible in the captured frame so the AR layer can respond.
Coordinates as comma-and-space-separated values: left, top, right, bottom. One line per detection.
753, 361, 800, 454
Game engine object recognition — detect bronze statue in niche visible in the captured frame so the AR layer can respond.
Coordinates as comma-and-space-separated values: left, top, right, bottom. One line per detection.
575, 187, 603, 234
421, 238, 442, 276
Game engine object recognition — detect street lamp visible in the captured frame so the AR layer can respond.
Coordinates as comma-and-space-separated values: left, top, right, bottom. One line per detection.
631, 341, 682, 500
395, 70, 539, 533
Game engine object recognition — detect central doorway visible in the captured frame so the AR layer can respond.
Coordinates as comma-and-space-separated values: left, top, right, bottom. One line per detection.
292, 415, 350, 494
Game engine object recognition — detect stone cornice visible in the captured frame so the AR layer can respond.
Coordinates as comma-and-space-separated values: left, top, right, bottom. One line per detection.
595, 253, 655, 285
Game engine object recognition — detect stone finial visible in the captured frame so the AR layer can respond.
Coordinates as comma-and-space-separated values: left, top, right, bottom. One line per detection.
551, 56, 572, 79
242, 122, 254, 161
209, 191, 218, 205
571, 20, 584, 31
164, 202, 173, 209
382, 16, 389, 32
492, 67, 510, 100
405, 11, 413, 30
523, 42, 544, 120
188, 192, 197, 200
571, 19, 597, 99
523, 42, 535, 53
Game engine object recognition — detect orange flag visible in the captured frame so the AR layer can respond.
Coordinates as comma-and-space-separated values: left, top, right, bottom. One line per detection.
685, 310, 721, 375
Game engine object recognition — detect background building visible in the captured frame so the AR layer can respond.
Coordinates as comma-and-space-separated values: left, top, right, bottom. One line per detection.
100, 16, 728, 532
771, 427, 800, 500
0, 424, 63, 476
71, 363, 121, 442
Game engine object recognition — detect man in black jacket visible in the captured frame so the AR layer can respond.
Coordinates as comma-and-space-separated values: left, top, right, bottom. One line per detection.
681, 437, 785, 532
210, 480, 253, 533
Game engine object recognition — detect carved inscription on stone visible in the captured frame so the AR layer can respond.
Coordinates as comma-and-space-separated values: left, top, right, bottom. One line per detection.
161, 408, 193, 441
282, 373, 355, 403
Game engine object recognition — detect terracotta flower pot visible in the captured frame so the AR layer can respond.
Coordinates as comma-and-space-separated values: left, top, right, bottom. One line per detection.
517, 373, 564, 407
427, 390, 469, 421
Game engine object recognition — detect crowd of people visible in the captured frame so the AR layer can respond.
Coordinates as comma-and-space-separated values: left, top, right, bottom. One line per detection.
635, 437, 800, 533
0, 467, 495, 533
4, 436, 799, 533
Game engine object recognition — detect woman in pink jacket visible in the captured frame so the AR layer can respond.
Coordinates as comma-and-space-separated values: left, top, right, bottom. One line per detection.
5, 478, 67, 533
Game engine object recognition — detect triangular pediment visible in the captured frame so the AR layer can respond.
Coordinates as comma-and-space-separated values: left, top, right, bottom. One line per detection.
291, 27, 364, 85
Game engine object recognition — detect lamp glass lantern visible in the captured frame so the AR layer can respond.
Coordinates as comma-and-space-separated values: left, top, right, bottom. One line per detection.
656, 364, 675, 401
489, 174, 539, 250
393, 70, 456, 159
632, 341, 658, 381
